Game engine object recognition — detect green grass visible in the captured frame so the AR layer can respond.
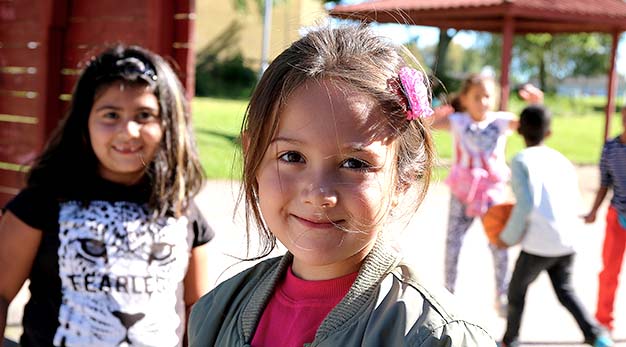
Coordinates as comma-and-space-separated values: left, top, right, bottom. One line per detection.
192, 97, 246, 179
192, 96, 623, 179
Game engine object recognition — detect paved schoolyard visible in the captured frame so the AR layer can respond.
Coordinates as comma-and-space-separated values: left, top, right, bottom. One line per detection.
5, 166, 626, 346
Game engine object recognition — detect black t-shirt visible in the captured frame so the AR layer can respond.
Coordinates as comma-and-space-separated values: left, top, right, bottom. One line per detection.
5, 178, 214, 347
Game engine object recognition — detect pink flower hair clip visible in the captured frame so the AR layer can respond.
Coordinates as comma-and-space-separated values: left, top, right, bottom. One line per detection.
397, 67, 434, 120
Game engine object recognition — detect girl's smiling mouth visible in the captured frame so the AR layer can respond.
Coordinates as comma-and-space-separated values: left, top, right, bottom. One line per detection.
113, 144, 142, 154
291, 214, 344, 229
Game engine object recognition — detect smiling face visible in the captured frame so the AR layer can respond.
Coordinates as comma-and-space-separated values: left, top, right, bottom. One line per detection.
88, 81, 162, 185
255, 79, 399, 280
461, 80, 494, 121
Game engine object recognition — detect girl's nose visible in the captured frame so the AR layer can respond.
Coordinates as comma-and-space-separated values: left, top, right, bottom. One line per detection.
482, 97, 491, 108
122, 120, 141, 138
303, 182, 338, 208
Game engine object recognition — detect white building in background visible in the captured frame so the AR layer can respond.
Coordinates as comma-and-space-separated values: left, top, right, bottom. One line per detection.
557, 75, 626, 98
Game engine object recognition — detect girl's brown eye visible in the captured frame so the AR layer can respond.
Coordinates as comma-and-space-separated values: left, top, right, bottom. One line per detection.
137, 111, 157, 122
341, 158, 371, 171
103, 112, 119, 120
279, 151, 304, 163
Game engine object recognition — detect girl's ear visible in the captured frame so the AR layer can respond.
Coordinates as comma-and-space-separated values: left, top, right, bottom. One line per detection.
393, 180, 409, 208
391, 193, 400, 210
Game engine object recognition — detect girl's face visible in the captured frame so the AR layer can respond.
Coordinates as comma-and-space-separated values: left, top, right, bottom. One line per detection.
461, 81, 494, 121
255, 79, 399, 281
88, 81, 162, 185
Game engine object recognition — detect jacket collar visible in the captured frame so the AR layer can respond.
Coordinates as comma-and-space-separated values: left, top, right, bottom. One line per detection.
239, 236, 401, 342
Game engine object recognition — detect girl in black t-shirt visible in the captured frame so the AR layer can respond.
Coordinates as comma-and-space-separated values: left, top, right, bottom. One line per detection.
0, 45, 214, 347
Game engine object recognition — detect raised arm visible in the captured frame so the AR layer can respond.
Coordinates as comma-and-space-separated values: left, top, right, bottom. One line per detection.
508, 84, 545, 131
429, 104, 454, 130
518, 83, 544, 105
0, 212, 42, 336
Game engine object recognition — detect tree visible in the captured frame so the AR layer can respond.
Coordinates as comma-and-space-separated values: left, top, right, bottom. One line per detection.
476, 32, 611, 91
446, 41, 483, 75
195, 21, 257, 98
431, 29, 458, 95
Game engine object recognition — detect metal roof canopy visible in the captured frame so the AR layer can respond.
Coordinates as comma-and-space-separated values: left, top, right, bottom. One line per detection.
330, 0, 626, 139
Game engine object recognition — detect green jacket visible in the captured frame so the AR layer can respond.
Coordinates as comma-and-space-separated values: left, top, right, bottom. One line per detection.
188, 239, 495, 346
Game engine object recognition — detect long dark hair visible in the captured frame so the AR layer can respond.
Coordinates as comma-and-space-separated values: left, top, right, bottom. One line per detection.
27, 45, 204, 217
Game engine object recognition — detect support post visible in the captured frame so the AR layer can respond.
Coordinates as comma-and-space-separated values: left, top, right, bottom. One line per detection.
259, 0, 272, 79
605, 31, 621, 140
499, 15, 514, 111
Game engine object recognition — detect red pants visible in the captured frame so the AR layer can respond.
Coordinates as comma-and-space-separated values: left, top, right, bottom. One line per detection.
596, 206, 626, 329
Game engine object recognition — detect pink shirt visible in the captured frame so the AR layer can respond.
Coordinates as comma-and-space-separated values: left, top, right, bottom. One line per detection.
446, 111, 513, 216
250, 267, 358, 347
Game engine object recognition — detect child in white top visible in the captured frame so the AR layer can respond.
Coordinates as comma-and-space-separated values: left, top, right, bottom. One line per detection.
498, 105, 613, 347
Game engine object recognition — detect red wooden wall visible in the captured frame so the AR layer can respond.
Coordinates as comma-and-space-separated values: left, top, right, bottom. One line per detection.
0, 0, 196, 206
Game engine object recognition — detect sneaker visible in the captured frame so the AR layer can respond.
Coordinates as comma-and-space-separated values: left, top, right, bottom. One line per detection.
495, 294, 508, 318
593, 335, 614, 347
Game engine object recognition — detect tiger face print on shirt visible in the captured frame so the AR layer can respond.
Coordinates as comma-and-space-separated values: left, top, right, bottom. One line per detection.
53, 200, 192, 347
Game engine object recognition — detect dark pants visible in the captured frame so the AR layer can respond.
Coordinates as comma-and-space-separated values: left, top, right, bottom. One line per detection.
502, 251, 602, 345
2, 337, 19, 347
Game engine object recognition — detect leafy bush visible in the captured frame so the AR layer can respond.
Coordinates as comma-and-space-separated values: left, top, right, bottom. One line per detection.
195, 53, 257, 99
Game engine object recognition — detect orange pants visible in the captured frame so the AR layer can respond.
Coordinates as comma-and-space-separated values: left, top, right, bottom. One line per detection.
596, 206, 626, 330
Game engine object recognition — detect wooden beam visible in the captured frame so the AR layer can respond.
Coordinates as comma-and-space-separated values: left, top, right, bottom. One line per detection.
330, 6, 626, 32
174, 0, 196, 100
499, 15, 514, 111
390, 19, 502, 31
514, 21, 624, 34
508, 7, 626, 29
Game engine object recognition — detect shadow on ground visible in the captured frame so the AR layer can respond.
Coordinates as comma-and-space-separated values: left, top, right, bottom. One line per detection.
196, 129, 240, 145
